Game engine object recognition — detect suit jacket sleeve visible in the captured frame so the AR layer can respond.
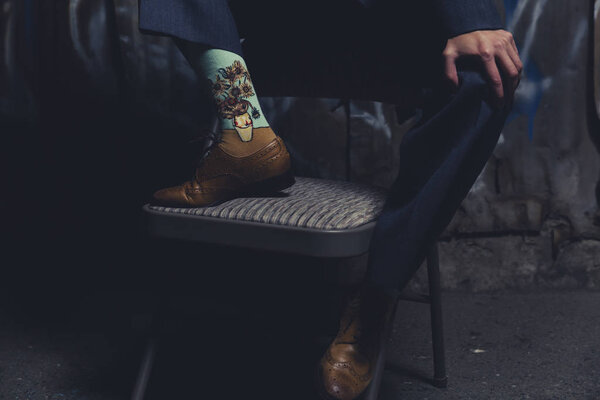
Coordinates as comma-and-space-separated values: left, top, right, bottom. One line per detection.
357, 0, 503, 38
434, 0, 503, 38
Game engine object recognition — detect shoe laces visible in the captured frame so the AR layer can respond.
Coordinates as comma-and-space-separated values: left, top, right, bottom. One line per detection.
337, 297, 367, 346
336, 291, 390, 347
188, 128, 223, 167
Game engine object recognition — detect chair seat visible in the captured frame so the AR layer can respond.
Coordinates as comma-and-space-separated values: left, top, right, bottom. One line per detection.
144, 177, 387, 257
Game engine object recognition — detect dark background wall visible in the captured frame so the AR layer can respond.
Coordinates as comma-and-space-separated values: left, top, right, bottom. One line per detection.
1, 0, 600, 295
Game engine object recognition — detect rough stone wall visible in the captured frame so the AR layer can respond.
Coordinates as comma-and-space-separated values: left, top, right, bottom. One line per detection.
416, 0, 600, 291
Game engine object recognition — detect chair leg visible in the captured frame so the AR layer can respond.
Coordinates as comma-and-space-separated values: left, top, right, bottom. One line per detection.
426, 244, 448, 388
131, 337, 157, 400
363, 297, 400, 400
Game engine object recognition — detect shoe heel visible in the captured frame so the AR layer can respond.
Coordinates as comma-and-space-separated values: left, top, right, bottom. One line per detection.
246, 169, 295, 195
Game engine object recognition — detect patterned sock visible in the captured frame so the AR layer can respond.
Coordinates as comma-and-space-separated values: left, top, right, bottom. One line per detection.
176, 43, 270, 143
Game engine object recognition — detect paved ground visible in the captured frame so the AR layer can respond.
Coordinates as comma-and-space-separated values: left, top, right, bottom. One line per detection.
384, 291, 600, 400
1, 284, 598, 400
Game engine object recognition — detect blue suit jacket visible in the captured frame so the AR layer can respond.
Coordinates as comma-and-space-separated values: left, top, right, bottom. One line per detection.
139, 0, 503, 56
358, 0, 502, 38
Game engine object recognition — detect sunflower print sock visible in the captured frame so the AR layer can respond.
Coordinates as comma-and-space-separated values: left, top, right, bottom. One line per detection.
198, 49, 269, 142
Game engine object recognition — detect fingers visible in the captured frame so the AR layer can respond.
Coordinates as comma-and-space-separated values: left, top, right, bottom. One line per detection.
505, 34, 524, 79
443, 51, 459, 89
495, 50, 520, 104
506, 46, 523, 76
498, 32, 523, 106
442, 29, 523, 108
508, 33, 520, 58
482, 55, 504, 107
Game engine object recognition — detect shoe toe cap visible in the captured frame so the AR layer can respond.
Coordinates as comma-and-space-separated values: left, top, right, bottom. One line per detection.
151, 185, 190, 207
319, 364, 363, 400
325, 381, 355, 400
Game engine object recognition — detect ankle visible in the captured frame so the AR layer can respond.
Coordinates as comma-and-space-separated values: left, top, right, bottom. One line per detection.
355, 283, 397, 326
360, 283, 396, 306
218, 127, 278, 157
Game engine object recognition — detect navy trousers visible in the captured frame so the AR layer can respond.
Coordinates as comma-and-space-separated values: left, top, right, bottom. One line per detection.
138, 0, 510, 292
367, 71, 509, 292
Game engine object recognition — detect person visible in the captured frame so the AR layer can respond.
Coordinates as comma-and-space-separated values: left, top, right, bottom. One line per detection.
138, 1, 522, 399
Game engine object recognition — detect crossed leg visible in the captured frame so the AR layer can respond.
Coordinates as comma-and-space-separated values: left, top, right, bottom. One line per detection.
139, 1, 510, 399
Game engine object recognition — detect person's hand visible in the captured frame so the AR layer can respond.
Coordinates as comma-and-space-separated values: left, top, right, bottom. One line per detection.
443, 29, 523, 107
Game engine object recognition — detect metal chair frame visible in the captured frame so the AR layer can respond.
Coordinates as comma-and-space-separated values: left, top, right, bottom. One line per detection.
133, 204, 447, 400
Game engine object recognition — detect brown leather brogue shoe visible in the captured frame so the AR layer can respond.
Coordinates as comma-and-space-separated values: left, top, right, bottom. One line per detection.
317, 286, 394, 400
151, 127, 294, 207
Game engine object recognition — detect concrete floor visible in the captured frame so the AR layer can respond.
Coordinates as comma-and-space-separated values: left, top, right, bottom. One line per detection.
1, 288, 598, 400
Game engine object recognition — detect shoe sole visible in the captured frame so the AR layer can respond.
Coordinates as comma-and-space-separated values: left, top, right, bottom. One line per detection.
200, 168, 296, 208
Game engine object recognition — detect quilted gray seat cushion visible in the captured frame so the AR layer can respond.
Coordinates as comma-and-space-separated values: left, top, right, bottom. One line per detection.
148, 177, 387, 230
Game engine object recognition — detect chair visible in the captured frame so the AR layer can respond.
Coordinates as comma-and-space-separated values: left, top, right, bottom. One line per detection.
134, 174, 447, 400
134, 22, 448, 396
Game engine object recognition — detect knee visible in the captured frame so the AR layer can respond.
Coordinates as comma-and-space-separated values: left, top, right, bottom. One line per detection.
456, 70, 511, 115
457, 70, 490, 100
